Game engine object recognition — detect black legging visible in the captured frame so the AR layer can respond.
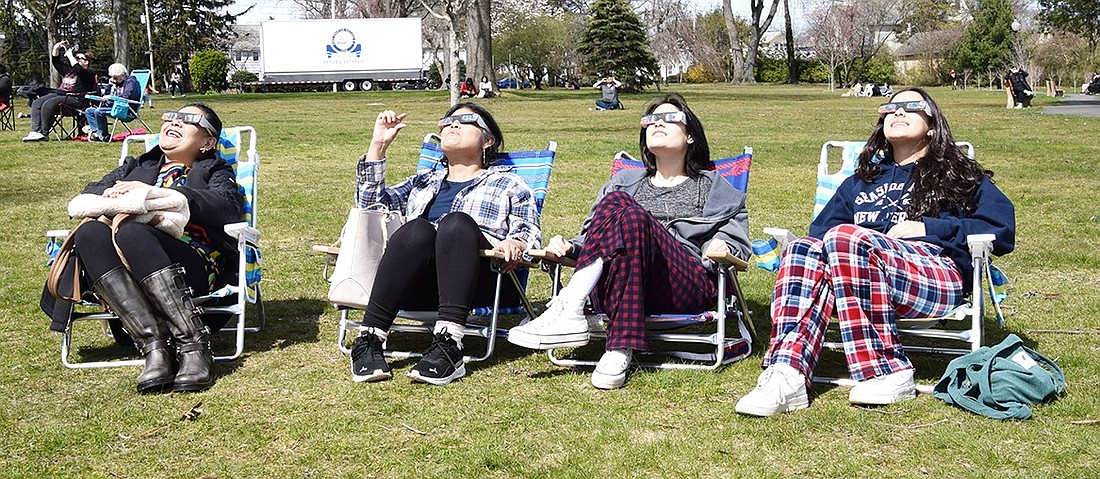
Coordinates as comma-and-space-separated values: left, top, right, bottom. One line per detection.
73, 220, 211, 296
361, 213, 520, 330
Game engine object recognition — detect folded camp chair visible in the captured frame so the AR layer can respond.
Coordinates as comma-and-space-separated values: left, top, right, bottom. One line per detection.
84, 69, 152, 137
313, 133, 557, 363
46, 126, 264, 369
533, 148, 756, 371
762, 140, 1007, 391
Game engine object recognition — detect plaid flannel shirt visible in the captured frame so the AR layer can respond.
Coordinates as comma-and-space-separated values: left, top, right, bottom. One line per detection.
356, 156, 541, 248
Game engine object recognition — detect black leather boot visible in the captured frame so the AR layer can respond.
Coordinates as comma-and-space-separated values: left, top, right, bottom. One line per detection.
91, 266, 176, 394
140, 265, 214, 393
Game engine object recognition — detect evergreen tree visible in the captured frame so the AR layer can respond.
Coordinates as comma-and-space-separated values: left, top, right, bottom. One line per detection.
953, 0, 1014, 78
577, 0, 659, 92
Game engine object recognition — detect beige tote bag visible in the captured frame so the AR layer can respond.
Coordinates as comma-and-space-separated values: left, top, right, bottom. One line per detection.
327, 205, 405, 309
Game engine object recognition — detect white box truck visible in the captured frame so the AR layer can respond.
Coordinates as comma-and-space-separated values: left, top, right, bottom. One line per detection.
259, 17, 422, 91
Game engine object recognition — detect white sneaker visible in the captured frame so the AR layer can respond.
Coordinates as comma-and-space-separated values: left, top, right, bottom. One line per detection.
591, 349, 632, 389
1014, 103, 1023, 109
848, 368, 916, 405
507, 296, 589, 350
735, 363, 809, 417
22, 131, 46, 142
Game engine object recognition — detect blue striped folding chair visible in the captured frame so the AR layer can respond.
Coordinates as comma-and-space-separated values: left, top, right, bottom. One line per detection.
539, 147, 756, 371
320, 133, 557, 363
48, 126, 264, 369
763, 140, 1009, 392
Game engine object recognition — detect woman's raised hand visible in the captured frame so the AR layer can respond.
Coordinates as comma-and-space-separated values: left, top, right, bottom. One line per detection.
366, 110, 407, 161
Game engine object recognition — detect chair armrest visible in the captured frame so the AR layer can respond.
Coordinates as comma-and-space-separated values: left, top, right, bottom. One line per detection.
224, 222, 260, 243
479, 249, 540, 268
47, 229, 72, 239
705, 251, 750, 272
528, 249, 577, 268
763, 227, 797, 248
966, 233, 995, 260
312, 244, 340, 256
85, 94, 104, 102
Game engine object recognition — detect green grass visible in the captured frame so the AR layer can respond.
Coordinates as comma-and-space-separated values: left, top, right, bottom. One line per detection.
2, 85, 1099, 477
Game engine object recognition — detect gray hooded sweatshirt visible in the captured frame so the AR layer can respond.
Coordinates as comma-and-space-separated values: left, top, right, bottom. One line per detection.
568, 168, 751, 269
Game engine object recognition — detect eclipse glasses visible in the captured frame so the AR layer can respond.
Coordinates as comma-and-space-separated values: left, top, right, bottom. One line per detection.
162, 111, 218, 136
640, 111, 686, 127
878, 101, 932, 117
438, 113, 490, 132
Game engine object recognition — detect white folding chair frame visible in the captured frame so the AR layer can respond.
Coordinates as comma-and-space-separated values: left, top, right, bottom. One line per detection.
764, 140, 998, 393
55, 126, 264, 369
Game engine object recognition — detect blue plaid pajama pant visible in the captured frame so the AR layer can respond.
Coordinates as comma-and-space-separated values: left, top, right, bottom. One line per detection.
763, 224, 963, 383
577, 191, 717, 351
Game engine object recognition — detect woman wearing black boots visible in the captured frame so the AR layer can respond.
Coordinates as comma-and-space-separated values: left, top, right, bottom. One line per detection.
48, 103, 242, 393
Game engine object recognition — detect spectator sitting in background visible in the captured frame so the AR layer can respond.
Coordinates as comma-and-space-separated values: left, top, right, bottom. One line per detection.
23, 41, 97, 142
880, 82, 893, 97
1005, 66, 1033, 108
84, 63, 142, 142
863, 82, 876, 97
0, 63, 12, 112
1087, 74, 1100, 95
460, 77, 477, 98
594, 76, 624, 110
477, 76, 496, 98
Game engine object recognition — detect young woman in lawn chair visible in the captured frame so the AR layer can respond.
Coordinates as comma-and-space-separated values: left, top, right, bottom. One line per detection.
42, 103, 243, 394
349, 103, 539, 386
735, 88, 1016, 417
509, 93, 751, 389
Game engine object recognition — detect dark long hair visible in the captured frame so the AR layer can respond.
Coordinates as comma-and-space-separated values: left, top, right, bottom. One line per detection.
445, 102, 504, 167
855, 87, 991, 217
182, 102, 223, 160
637, 93, 711, 178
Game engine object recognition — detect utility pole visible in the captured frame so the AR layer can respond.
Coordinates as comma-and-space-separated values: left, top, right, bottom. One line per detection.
143, 0, 155, 73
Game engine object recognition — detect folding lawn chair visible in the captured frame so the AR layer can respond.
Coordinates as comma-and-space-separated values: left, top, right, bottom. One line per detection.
534, 148, 756, 371
46, 126, 265, 369
762, 140, 1008, 391
313, 133, 557, 363
0, 91, 15, 131
84, 69, 153, 137
50, 99, 88, 141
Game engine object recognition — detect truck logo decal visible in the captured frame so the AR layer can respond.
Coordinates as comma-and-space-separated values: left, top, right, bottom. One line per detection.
326, 28, 363, 59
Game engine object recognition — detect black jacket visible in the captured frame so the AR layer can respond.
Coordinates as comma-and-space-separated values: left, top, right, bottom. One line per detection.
41, 147, 245, 331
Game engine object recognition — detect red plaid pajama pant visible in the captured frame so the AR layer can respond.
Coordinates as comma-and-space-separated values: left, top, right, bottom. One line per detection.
763, 224, 963, 383
577, 191, 717, 351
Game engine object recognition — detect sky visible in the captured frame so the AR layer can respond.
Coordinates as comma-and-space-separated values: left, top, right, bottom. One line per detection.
228, 0, 794, 28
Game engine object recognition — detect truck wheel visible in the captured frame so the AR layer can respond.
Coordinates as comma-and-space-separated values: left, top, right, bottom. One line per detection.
360, 80, 373, 91
342, 80, 357, 91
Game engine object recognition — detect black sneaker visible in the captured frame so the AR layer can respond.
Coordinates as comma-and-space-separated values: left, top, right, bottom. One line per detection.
350, 333, 392, 383
407, 331, 466, 385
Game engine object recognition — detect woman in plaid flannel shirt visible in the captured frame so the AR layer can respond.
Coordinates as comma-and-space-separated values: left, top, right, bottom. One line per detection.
348, 103, 540, 386
735, 88, 1016, 417
509, 93, 752, 389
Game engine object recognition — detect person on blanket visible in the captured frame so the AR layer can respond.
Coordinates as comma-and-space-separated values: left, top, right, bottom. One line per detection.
735, 88, 1016, 417
41, 103, 242, 394
508, 93, 751, 389
350, 103, 539, 386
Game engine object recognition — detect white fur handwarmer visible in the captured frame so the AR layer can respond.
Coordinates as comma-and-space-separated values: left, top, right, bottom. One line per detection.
67, 184, 191, 238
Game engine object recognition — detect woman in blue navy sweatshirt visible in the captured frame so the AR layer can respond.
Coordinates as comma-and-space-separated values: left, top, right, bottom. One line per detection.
736, 88, 1015, 416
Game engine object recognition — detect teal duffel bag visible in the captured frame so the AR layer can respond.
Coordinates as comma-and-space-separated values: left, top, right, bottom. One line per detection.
933, 334, 1066, 420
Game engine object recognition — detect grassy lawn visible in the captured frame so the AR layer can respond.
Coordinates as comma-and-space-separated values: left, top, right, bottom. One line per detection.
2, 84, 1098, 478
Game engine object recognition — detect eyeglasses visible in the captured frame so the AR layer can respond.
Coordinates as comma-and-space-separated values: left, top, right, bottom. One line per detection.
878, 101, 932, 117
640, 111, 686, 127
438, 113, 490, 132
162, 111, 218, 136
75, 56, 88, 62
